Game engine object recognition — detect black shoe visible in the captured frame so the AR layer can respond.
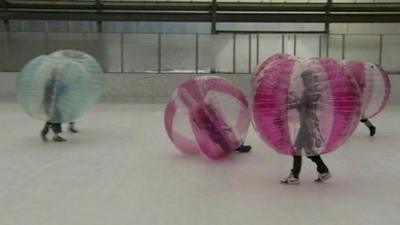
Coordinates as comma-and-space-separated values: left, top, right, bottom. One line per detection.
369, 126, 376, 137
53, 136, 66, 142
69, 126, 79, 133
281, 173, 300, 185
235, 145, 252, 153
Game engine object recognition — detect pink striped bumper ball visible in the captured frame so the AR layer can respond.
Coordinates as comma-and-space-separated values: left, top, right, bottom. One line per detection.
252, 57, 362, 156
164, 76, 251, 159
343, 61, 391, 119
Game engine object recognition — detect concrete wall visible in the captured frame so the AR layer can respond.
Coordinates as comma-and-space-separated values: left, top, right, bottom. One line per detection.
1, 72, 399, 104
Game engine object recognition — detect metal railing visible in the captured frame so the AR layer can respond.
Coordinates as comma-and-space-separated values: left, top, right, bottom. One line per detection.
0, 31, 399, 74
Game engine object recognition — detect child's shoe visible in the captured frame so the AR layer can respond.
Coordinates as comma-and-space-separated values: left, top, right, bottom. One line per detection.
280, 174, 300, 185
369, 126, 376, 137
314, 172, 332, 182
69, 123, 79, 133
53, 135, 67, 142
235, 144, 251, 153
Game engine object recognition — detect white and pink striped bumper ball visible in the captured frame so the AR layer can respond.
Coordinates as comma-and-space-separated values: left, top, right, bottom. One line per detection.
252, 56, 362, 156
164, 76, 251, 159
343, 61, 391, 119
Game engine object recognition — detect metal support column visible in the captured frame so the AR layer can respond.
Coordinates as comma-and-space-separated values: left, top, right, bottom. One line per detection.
379, 34, 383, 65
256, 34, 260, 65
1, 0, 9, 32
341, 34, 346, 60
195, 34, 199, 73
233, 33, 236, 73
248, 33, 252, 73
95, 0, 103, 33
318, 34, 322, 58
326, 34, 330, 57
158, 33, 162, 73
211, 0, 217, 34
121, 33, 124, 73
2, 27, 9, 71
324, 0, 333, 34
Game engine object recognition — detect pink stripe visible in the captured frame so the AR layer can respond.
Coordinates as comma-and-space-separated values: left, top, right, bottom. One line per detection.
204, 76, 250, 135
319, 58, 361, 153
164, 100, 201, 154
251, 53, 293, 90
253, 58, 296, 155
178, 82, 228, 158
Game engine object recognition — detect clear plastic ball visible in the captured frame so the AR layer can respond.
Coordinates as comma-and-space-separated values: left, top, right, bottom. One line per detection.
17, 55, 91, 123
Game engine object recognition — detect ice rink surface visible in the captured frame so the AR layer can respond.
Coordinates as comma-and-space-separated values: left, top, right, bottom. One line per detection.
0, 102, 399, 225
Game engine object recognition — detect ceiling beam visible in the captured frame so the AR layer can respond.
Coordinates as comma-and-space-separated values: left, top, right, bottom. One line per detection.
1, 11, 400, 23
2, 2, 400, 12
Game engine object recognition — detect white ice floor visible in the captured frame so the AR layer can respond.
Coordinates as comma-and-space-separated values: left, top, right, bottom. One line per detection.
0, 102, 400, 225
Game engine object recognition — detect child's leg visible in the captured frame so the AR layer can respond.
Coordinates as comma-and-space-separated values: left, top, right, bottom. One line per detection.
51, 123, 66, 142
360, 118, 376, 137
281, 156, 301, 185
51, 123, 62, 134
41, 122, 51, 142
291, 156, 302, 178
308, 155, 329, 174
308, 155, 332, 182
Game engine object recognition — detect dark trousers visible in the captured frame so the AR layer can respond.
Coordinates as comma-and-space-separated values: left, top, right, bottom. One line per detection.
43, 122, 62, 134
291, 155, 329, 178
360, 118, 374, 128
